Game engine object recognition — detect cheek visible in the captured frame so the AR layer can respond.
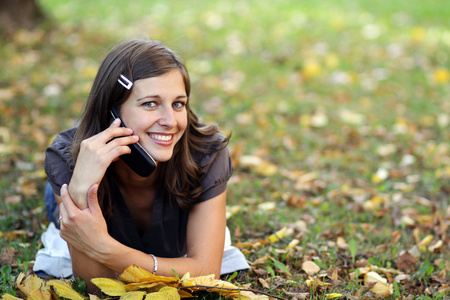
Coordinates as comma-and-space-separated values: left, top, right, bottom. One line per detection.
178, 113, 188, 132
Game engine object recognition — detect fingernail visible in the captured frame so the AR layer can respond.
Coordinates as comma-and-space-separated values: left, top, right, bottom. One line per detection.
113, 118, 120, 125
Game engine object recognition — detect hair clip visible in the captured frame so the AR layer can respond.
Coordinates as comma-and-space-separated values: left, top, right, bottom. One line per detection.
118, 74, 133, 90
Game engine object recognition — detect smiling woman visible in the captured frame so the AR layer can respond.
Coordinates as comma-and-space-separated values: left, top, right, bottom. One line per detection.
33, 38, 249, 293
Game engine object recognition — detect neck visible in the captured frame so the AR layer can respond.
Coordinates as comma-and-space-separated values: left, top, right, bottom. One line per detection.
112, 159, 157, 191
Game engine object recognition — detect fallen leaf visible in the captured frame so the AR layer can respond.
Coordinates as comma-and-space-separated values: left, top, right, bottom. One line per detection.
397, 251, 416, 273
364, 271, 393, 297
47, 280, 86, 300
145, 286, 180, 300
302, 261, 320, 275
0, 247, 17, 265
90, 278, 126, 296
268, 227, 288, 243
258, 278, 270, 289
119, 291, 147, 300
428, 240, 443, 252
119, 265, 178, 284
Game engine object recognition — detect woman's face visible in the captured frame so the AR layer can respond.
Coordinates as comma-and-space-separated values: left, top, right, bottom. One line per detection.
120, 69, 188, 163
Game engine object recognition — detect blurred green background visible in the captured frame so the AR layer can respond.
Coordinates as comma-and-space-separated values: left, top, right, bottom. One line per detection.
1, 0, 449, 298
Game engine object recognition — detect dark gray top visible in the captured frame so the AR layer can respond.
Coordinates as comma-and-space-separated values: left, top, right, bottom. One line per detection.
45, 128, 232, 258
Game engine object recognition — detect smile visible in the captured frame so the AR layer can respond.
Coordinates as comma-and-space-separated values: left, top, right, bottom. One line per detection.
149, 133, 173, 142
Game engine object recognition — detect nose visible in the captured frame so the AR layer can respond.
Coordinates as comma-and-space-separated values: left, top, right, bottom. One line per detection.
158, 106, 176, 128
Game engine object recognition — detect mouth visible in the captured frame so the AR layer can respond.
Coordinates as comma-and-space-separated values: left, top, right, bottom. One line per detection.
149, 133, 173, 141
148, 133, 174, 145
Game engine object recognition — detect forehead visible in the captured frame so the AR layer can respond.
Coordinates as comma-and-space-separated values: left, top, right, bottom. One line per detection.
131, 69, 186, 96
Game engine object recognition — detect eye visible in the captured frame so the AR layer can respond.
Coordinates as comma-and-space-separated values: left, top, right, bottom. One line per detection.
173, 101, 186, 110
142, 101, 157, 109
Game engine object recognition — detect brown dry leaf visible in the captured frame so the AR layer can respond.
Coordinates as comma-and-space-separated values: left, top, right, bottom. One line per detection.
0, 247, 17, 265
286, 194, 307, 208
258, 278, 270, 289
302, 261, 320, 275
47, 280, 86, 300
4, 195, 22, 204
90, 278, 126, 296
397, 251, 417, 273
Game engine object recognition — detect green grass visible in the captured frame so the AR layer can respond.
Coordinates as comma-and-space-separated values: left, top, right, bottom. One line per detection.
1, 0, 449, 299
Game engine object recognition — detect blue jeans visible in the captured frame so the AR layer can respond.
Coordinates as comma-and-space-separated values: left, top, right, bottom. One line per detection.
45, 181, 58, 224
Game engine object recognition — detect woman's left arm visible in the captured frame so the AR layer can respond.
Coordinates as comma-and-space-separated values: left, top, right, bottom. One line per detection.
59, 184, 227, 279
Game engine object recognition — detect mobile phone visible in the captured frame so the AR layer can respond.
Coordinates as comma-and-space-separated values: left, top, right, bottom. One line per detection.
110, 107, 157, 177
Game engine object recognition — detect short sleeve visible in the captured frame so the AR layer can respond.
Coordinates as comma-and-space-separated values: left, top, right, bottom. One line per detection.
45, 128, 77, 196
198, 144, 233, 202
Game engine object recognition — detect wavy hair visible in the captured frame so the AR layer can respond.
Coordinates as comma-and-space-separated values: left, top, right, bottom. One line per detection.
71, 39, 228, 216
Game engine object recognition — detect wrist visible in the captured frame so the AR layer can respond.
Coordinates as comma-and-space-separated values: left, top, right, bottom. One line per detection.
67, 182, 88, 209
89, 235, 116, 264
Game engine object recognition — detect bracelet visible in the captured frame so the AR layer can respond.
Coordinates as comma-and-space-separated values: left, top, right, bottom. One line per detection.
150, 254, 158, 275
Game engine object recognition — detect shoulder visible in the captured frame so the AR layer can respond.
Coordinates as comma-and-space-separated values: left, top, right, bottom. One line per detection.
195, 133, 233, 202
45, 128, 77, 195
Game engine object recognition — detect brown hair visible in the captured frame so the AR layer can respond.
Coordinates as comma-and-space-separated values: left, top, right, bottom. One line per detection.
71, 38, 229, 216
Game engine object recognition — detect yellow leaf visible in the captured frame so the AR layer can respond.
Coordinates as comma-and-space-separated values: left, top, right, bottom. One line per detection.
125, 282, 168, 291
336, 237, 348, 249
29, 288, 52, 300
1, 295, 22, 300
120, 291, 147, 300
145, 287, 180, 300
364, 271, 387, 284
285, 238, 300, 250
177, 289, 193, 298
180, 273, 216, 289
417, 234, 433, 251
91, 278, 127, 296
364, 271, 393, 297
428, 240, 443, 252
120, 265, 178, 284
302, 261, 320, 275
120, 265, 154, 282
326, 293, 343, 299
16, 273, 50, 299
268, 227, 287, 243
47, 280, 86, 300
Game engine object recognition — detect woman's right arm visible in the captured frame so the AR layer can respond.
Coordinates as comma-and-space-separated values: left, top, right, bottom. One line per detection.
68, 118, 138, 208
54, 193, 116, 294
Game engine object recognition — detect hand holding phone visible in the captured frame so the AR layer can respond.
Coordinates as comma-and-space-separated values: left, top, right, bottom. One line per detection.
110, 107, 157, 177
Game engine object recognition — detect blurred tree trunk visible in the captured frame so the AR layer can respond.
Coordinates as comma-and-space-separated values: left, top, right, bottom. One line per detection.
0, 0, 45, 34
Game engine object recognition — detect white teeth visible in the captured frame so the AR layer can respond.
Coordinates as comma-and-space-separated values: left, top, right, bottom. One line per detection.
150, 134, 172, 141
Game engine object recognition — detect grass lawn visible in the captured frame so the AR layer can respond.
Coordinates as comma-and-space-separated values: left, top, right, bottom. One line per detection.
1, 0, 449, 299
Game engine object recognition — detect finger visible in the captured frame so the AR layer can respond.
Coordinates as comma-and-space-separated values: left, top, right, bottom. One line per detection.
60, 183, 79, 214
86, 184, 101, 214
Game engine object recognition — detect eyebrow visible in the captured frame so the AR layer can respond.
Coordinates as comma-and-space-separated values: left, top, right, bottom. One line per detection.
136, 95, 187, 102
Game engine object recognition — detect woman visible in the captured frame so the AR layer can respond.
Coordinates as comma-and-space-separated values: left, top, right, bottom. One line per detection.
40, 38, 244, 293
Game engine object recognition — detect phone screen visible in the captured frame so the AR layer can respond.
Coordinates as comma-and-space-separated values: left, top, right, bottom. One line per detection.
110, 107, 157, 177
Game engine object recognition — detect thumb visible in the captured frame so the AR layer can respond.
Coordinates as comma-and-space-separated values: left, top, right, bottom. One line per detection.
86, 184, 100, 212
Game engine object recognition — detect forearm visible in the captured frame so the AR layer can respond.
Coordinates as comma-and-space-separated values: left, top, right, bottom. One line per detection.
93, 238, 222, 279
69, 245, 116, 294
